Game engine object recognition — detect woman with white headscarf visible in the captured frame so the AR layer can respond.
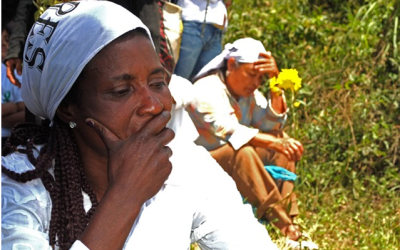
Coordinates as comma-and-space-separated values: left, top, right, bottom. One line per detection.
187, 38, 304, 241
1, 2, 279, 250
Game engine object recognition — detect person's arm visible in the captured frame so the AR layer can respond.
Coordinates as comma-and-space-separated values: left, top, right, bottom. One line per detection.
1, 109, 25, 128
223, 0, 232, 8
253, 51, 287, 113
2, 102, 20, 117
250, 51, 288, 131
5, 0, 34, 87
270, 88, 287, 113
2, 101, 25, 126
2, 81, 25, 125
5, 59, 23, 87
249, 132, 303, 162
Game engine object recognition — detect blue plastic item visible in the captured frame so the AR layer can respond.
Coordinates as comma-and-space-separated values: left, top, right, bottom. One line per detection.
264, 165, 297, 181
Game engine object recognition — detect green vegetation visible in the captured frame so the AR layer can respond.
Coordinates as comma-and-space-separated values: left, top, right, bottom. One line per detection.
225, 0, 400, 249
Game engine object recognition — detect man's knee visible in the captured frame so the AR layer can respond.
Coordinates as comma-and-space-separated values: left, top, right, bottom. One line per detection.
236, 145, 258, 157
235, 145, 266, 166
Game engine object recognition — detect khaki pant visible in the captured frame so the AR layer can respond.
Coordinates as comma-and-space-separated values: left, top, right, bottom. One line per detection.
210, 144, 298, 230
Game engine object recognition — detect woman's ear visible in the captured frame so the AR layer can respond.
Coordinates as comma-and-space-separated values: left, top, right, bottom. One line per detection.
56, 101, 75, 125
227, 57, 237, 72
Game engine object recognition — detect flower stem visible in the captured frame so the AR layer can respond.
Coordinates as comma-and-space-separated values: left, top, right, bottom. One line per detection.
291, 90, 298, 138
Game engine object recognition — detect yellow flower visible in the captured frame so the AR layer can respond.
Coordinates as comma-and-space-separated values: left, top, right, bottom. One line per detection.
276, 69, 302, 92
294, 101, 300, 107
269, 76, 282, 94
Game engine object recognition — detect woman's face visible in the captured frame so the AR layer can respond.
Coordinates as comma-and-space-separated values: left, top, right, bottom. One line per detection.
225, 58, 264, 100
64, 34, 172, 155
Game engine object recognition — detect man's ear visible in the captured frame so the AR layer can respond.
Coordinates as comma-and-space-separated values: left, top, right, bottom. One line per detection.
56, 101, 75, 125
227, 57, 237, 72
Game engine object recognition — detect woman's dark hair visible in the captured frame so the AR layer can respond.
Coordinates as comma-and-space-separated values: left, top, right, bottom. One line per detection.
1, 28, 150, 249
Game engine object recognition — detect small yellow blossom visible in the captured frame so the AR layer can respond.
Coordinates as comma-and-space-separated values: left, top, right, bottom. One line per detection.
269, 69, 302, 93
294, 101, 300, 107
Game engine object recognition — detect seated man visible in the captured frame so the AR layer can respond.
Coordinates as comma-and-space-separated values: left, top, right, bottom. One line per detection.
187, 37, 304, 241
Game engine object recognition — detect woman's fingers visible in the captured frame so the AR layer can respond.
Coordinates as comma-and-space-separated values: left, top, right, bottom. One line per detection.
85, 117, 120, 150
86, 110, 175, 150
140, 111, 175, 148
141, 110, 172, 136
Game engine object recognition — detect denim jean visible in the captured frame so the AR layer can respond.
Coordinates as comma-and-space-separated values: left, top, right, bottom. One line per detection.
173, 20, 223, 82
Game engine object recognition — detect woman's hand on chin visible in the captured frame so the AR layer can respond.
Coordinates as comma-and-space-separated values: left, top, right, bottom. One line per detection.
85, 110, 175, 203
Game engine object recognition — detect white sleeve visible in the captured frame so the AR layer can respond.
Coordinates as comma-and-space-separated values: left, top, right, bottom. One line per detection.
251, 91, 288, 131
189, 146, 279, 250
1, 173, 55, 250
1, 150, 55, 250
2, 154, 90, 250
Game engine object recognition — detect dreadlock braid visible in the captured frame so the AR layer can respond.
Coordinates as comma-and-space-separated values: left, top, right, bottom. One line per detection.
2, 118, 98, 249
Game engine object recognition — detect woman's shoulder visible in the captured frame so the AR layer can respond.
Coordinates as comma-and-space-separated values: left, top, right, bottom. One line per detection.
2, 144, 52, 210
2, 145, 44, 173
2, 146, 53, 239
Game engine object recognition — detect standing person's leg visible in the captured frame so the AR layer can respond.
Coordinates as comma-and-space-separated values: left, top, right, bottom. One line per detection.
256, 147, 299, 217
190, 24, 223, 80
210, 144, 293, 231
173, 21, 204, 80
138, 1, 161, 54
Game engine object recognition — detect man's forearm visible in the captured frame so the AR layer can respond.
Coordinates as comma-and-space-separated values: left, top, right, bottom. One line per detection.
269, 90, 287, 114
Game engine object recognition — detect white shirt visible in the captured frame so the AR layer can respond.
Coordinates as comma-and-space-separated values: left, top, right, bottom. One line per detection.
187, 74, 288, 151
177, 0, 228, 28
2, 138, 279, 250
167, 74, 199, 143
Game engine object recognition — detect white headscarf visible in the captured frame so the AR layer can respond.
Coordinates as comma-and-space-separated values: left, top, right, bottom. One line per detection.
21, 1, 153, 122
194, 37, 268, 81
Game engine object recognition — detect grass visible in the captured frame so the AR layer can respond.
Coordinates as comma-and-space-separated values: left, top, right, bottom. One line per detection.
289, 170, 400, 249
